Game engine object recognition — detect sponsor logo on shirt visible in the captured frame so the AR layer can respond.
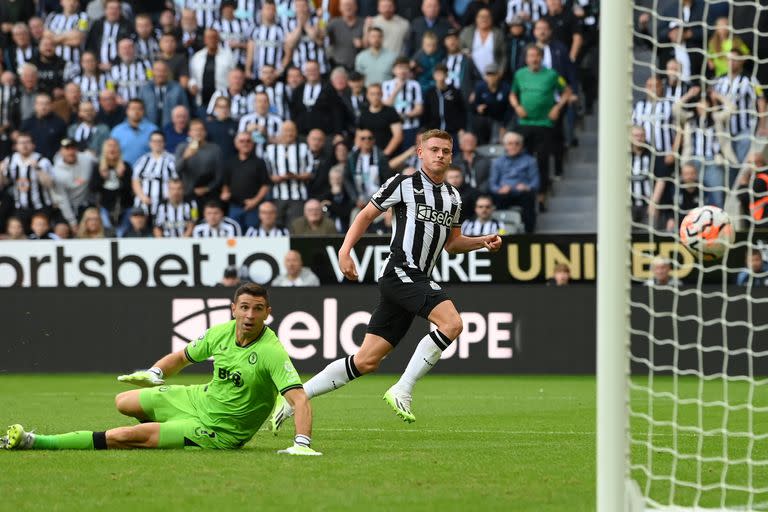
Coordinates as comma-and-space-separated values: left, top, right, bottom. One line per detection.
416, 204, 453, 227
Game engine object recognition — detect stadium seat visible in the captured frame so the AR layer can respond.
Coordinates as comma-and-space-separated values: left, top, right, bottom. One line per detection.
492, 208, 524, 234
475, 144, 504, 159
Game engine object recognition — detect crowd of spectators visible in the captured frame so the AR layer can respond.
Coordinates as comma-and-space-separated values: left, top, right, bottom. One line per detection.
631, 3, 768, 232
0, 0, 599, 240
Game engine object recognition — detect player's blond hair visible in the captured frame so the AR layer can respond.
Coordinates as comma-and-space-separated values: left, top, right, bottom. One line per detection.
420, 129, 453, 147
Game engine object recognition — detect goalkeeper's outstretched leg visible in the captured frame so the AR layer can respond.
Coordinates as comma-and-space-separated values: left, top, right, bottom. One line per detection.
115, 390, 151, 422
2, 422, 161, 450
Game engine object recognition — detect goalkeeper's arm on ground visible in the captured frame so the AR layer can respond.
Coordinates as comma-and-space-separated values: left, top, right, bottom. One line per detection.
117, 349, 193, 387
278, 388, 321, 456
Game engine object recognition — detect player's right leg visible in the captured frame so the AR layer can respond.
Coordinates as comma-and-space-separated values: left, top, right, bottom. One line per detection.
1, 423, 159, 450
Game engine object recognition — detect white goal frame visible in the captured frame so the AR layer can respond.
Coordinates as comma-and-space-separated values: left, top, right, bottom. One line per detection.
596, 0, 632, 511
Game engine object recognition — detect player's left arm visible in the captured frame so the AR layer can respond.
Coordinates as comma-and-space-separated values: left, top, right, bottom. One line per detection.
444, 226, 502, 255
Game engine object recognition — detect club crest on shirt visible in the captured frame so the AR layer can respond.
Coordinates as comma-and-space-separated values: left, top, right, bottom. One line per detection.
249, 353, 258, 365
449, 194, 459, 206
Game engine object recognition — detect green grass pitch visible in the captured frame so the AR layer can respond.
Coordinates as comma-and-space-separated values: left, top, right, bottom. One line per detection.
0, 374, 597, 512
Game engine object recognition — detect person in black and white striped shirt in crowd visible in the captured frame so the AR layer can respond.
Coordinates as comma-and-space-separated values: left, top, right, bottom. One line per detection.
346, 128, 393, 212
629, 125, 654, 224
44, 0, 88, 68
131, 131, 177, 217
0, 74, 19, 161
244, 200, 290, 237
246, 1, 286, 77
132, 13, 160, 62
192, 200, 242, 238
0, 132, 55, 226
253, 64, 290, 120
109, 38, 152, 104
153, 178, 198, 237
284, 0, 328, 75
67, 101, 110, 155
213, 0, 255, 68
179, 8, 205, 59
382, 57, 424, 150
178, 0, 222, 29
714, 49, 768, 164
632, 75, 676, 177
84, 0, 133, 71
461, 194, 505, 236
238, 92, 282, 157
263, 120, 312, 227
6, 23, 38, 74
663, 58, 699, 104
73, 51, 108, 109
506, 0, 548, 27
207, 68, 253, 121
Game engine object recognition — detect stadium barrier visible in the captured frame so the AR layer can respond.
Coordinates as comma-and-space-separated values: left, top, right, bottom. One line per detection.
3, 232, 768, 287
3, 285, 766, 375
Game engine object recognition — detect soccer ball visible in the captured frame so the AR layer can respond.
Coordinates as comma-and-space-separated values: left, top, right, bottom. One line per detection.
679, 205, 735, 261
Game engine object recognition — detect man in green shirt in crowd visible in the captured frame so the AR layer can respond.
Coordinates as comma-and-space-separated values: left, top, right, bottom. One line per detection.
509, 44, 572, 208
2, 284, 320, 456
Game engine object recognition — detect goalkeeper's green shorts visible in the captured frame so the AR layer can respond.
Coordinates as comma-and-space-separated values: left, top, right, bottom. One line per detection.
138, 385, 236, 449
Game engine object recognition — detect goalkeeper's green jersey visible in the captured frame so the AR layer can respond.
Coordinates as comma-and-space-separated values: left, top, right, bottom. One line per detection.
184, 320, 302, 444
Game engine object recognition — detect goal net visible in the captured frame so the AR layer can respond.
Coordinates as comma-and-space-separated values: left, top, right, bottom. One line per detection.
617, 1, 768, 510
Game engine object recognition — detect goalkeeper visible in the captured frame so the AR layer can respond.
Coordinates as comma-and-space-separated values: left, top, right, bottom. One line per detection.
2, 284, 320, 456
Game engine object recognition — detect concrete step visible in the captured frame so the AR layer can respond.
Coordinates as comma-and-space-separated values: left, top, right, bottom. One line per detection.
551, 179, 597, 196
545, 196, 597, 211
536, 211, 597, 233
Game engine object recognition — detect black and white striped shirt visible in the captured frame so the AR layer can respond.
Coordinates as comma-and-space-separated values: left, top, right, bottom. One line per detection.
0, 84, 17, 127
245, 225, 290, 237
664, 80, 692, 102
45, 11, 88, 64
371, 170, 462, 276
461, 218, 505, 236
263, 142, 311, 200
382, 79, 423, 130
714, 74, 761, 136
630, 150, 652, 207
284, 16, 328, 74
212, 17, 254, 67
238, 112, 283, 156
207, 88, 254, 120
351, 150, 382, 200
12, 46, 35, 69
632, 99, 675, 153
505, 0, 548, 24
74, 74, 109, 109
688, 117, 720, 160
236, 0, 260, 22
444, 54, 465, 89
179, 0, 222, 28
2, 152, 54, 209
254, 81, 290, 119
134, 36, 160, 62
99, 21, 122, 63
155, 199, 198, 237
193, 217, 243, 237
109, 59, 152, 101
72, 122, 96, 149
132, 152, 178, 215
250, 23, 285, 72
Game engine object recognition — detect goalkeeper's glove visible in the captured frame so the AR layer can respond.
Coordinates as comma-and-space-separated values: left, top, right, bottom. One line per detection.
117, 367, 165, 387
277, 434, 322, 456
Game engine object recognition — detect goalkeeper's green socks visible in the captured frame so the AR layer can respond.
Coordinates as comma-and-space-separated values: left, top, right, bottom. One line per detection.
32, 431, 107, 450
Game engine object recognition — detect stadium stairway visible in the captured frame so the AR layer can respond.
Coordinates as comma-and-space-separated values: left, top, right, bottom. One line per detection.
536, 111, 598, 233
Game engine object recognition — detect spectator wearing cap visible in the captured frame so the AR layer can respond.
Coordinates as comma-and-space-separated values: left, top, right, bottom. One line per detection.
326, 0, 365, 70
110, 98, 158, 167
442, 29, 475, 103
138, 60, 190, 129
121, 207, 153, 238
217, 265, 243, 287
470, 63, 510, 145
271, 250, 321, 287
51, 137, 97, 230
490, 131, 539, 234
365, 0, 410, 57
20, 92, 67, 160
422, 64, 467, 144
408, 0, 452, 55
506, 15, 533, 74
354, 27, 397, 87
459, 7, 507, 84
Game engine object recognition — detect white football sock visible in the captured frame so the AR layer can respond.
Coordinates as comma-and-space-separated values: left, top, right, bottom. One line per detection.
304, 356, 362, 399
395, 330, 453, 394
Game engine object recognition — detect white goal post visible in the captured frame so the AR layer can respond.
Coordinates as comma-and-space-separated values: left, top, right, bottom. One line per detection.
598, 1, 768, 511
